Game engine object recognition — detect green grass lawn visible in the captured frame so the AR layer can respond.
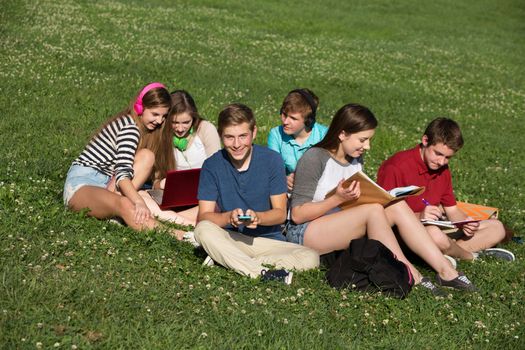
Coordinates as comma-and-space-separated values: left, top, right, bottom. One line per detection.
1, 0, 524, 348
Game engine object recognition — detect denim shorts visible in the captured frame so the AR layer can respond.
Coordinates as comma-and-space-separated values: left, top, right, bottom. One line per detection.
285, 221, 310, 245
63, 164, 111, 206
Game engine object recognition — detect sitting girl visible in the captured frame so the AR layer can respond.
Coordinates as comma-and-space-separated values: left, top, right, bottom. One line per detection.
64, 83, 180, 234
287, 103, 477, 293
140, 90, 221, 226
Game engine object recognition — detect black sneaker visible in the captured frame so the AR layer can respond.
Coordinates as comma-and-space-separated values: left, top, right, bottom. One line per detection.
476, 248, 515, 262
419, 277, 447, 297
260, 269, 293, 285
435, 272, 477, 292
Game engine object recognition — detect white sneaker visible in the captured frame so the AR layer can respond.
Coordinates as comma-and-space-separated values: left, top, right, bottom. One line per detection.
444, 254, 457, 269
108, 217, 125, 226
182, 231, 201, 248
202, 255, 215, 267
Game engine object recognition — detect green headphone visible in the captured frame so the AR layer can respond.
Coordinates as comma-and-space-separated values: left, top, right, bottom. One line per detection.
173, 128, 193, 151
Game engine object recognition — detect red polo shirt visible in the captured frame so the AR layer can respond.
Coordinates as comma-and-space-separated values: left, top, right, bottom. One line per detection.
377, 145, 456, 213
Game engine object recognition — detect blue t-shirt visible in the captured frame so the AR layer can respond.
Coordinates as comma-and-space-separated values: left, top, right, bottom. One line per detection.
198, 145, 287, 240
267, 122, 328, 175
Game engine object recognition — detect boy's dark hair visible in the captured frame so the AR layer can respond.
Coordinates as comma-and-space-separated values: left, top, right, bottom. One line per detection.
280, 88, 319, 132
218, 103, 256, 136
424, 117, 464, 152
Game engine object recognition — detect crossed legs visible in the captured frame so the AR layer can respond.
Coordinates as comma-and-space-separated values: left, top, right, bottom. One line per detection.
426, 219, 505, 259
195, 220, 319, 278
67, 149, 184, 237
302, 203, 425, 283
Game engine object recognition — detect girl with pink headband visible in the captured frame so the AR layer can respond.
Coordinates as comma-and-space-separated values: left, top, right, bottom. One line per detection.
63, 82, 183, 235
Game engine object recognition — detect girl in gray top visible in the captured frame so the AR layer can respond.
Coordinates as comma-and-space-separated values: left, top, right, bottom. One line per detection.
287, 103, 476, 293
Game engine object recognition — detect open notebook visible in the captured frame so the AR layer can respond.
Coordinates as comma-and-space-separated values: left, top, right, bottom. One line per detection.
147, 168, 201, 210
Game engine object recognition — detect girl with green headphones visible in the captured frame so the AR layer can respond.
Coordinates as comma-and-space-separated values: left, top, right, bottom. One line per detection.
139, 90, 221, 226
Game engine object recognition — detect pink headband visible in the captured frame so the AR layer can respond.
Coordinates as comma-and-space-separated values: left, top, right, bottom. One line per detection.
133, 82, 167, 115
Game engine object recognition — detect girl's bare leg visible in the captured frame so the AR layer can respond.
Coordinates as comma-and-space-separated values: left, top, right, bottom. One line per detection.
304, 203, 423, 282
106, 148, 154, 193
384, 201, 459, 281
425, 225, 474, 260
139, 190, 197, 226
69, 186, 184, 240
132, 148, 155, 190
69, 186, 156, 231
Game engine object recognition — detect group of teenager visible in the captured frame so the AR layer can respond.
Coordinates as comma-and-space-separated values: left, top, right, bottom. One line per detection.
63, 83, 514, 296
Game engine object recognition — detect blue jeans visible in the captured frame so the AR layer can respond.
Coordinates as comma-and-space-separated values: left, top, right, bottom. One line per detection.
285, 221, 310, 245
63, 164, 111, 205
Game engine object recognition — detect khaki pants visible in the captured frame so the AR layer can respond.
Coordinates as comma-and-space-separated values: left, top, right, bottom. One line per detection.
194, 220, 320, 278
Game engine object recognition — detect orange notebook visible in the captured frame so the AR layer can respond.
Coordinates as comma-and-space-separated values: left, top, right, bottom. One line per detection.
456, 202, 498, 220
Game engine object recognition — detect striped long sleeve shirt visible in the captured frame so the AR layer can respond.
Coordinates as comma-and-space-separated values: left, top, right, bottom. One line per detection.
73, 115, 140, 186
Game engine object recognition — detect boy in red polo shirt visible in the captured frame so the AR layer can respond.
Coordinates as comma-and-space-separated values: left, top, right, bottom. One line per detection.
377, 117, 514, 262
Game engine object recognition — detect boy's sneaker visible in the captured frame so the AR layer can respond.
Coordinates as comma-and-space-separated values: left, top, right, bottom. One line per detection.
260, 269, 293, 285
419, 277, 447, 297
444, 254, 457, 269
435, 272, 477, 292
475, 248, 515, 262
202, 255, 215, 267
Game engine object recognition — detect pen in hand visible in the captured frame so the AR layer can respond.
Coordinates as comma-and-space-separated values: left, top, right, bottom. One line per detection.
421, 198, 445, 220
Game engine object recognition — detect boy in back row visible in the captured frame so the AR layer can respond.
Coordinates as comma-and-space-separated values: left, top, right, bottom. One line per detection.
377, 117, 514, 262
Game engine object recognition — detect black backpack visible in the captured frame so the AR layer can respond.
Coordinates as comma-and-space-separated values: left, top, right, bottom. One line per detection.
325, 237, 414, 299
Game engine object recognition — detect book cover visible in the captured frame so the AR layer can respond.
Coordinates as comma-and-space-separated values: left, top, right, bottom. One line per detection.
325, 171, 425, 209
456, 202, 498, 220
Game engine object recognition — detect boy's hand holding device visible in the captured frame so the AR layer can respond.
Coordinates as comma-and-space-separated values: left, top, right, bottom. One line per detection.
231, 209, 258, 228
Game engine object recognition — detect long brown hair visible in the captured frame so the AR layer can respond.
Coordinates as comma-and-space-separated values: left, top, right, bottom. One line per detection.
92, 85, 171, 143
154, 90, 204, 180
316, 103, 378, 152
132, 86, 172, 184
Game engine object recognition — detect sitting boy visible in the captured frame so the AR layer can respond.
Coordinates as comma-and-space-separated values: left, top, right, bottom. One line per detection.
267, 88, 328, 191
377, 117, 514, 262
194, 103, 319, 283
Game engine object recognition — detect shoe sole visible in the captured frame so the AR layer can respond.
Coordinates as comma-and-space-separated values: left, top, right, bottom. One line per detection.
444, 255, 457, 269
482, 248, 515, 261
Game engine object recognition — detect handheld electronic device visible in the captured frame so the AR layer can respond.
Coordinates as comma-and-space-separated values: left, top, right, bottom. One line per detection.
237, 215, 253, 221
